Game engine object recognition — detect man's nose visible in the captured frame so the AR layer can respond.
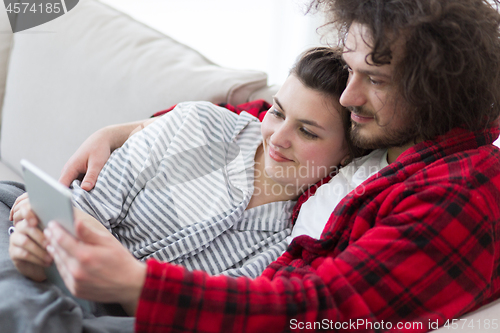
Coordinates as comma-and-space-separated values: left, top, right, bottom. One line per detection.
340, 75, 367, 107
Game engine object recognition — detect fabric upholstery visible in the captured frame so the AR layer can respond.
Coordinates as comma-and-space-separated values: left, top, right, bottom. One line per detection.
0, 0, 269, 179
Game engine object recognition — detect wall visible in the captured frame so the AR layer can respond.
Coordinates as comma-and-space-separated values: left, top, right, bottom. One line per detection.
100, 0, 329, 86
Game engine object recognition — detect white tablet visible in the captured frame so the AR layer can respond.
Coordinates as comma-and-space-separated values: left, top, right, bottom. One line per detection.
21, 159, 75, 235
20, 159, 93, 313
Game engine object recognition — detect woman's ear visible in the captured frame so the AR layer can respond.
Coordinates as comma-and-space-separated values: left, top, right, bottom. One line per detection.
340, 155, 352, 167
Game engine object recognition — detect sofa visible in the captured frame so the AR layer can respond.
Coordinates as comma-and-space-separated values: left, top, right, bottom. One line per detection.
0, 0, 278, 182
0, 0, 499, 331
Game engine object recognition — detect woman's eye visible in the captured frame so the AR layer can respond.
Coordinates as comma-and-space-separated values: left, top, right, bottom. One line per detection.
369, 77, 383, 85
300, 128, 318, 140
270, 108, 284, 119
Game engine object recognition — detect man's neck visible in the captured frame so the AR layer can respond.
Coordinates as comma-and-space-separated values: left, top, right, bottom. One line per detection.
387, 141, 418, 164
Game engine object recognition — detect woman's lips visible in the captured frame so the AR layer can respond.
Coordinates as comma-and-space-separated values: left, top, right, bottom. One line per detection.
268, 146, 293, 162
351, 112, 375, 124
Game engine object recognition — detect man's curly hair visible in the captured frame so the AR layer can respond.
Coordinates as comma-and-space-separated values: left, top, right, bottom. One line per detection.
310, 0, 500, 141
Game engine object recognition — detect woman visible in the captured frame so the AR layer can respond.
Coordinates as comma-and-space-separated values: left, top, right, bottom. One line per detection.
9, 47, 358, 287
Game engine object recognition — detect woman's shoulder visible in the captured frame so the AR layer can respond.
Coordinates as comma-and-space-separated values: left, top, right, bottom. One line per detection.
174, 101, 238, 119
171, 101, 260, 137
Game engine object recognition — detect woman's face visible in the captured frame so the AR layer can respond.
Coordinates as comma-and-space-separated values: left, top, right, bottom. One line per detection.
260, 74, 349, 192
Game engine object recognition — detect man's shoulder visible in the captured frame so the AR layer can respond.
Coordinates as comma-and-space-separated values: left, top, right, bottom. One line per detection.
402, 144, 500, 197
366, 145, 500, 227
428, 144, 500, 174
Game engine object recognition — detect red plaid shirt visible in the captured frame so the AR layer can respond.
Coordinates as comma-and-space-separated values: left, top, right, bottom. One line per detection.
135, 123, 500, 332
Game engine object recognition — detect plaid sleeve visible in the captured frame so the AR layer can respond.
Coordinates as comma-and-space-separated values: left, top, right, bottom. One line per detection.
135, 127, 500, 332
135, 161, 499, 332
136, 259, 301, 333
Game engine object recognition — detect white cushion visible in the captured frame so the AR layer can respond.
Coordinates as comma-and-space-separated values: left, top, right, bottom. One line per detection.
0, 0, 268, 179
0, 161, 22, 183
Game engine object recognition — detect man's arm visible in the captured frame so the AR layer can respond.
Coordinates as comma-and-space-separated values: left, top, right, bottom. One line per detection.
45, 219, 146, 316
135, 165, 500, 332
58, 100, 270, 191
44, 178, 498, 332
58, 119, 156, 190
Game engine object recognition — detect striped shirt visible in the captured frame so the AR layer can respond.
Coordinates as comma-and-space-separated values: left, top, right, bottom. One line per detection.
71, 102, 293, 277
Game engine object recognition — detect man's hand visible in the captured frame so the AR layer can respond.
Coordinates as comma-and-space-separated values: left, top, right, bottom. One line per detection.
45, 217, 146, 315
58, 128, 114, 191
59, 119, 155, 191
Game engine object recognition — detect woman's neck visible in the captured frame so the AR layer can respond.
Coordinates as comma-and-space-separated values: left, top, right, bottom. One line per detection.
246, 144, 301, 210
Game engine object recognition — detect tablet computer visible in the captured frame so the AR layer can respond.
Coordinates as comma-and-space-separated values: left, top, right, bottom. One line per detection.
20, 159, 94, 313
21, 159, 75, 235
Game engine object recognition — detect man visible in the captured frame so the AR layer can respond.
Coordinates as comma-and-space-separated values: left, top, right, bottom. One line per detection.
20, 0, 500, 331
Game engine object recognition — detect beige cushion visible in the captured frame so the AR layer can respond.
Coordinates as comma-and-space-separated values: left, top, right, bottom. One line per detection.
0, 6, 13, 122
0, 0, 268, 179
0, 161, 22, 183
249, 85, 280, 104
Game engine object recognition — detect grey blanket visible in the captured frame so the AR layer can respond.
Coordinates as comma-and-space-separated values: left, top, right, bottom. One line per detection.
0, 181, 134, 333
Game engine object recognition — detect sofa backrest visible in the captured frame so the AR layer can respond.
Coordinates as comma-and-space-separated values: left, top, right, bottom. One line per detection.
0, 0, 274, 179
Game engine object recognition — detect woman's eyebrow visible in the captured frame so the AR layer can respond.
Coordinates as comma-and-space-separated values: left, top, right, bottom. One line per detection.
273, 96, 285, 112
298, 118, 326, 130
273, 96, 326, 131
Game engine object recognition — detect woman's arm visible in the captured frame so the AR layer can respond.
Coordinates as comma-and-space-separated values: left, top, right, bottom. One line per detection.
58, 118, 157, 190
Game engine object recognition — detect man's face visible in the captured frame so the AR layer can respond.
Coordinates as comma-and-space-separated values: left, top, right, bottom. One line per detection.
340, 22, 413, 149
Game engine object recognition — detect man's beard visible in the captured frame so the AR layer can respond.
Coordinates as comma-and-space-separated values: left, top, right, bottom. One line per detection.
348, 106, 416, 150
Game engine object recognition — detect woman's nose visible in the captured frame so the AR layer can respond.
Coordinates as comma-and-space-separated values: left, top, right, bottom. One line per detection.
270, 123, 291, 149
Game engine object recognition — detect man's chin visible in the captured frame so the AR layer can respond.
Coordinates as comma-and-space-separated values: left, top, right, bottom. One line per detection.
351, 128, 415, 150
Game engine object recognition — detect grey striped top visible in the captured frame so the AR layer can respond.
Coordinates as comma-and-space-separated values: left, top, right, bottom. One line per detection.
71, 102, 293, 278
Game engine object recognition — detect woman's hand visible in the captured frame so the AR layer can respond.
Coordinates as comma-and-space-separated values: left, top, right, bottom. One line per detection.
45, 216, 146, 315
59, 119, 154, 191
10, 193, 38, 225
8, 194, 51, 281
8, 195, 111, 282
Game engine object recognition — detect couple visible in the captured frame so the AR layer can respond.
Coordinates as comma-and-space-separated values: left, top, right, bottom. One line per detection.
7, 0, 500, 331
9, 47, 368, 282
6, 45, 374, 330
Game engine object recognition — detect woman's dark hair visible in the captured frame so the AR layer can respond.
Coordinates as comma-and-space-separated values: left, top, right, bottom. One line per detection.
309, 0, 500, 141
290, 47, 366, 162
